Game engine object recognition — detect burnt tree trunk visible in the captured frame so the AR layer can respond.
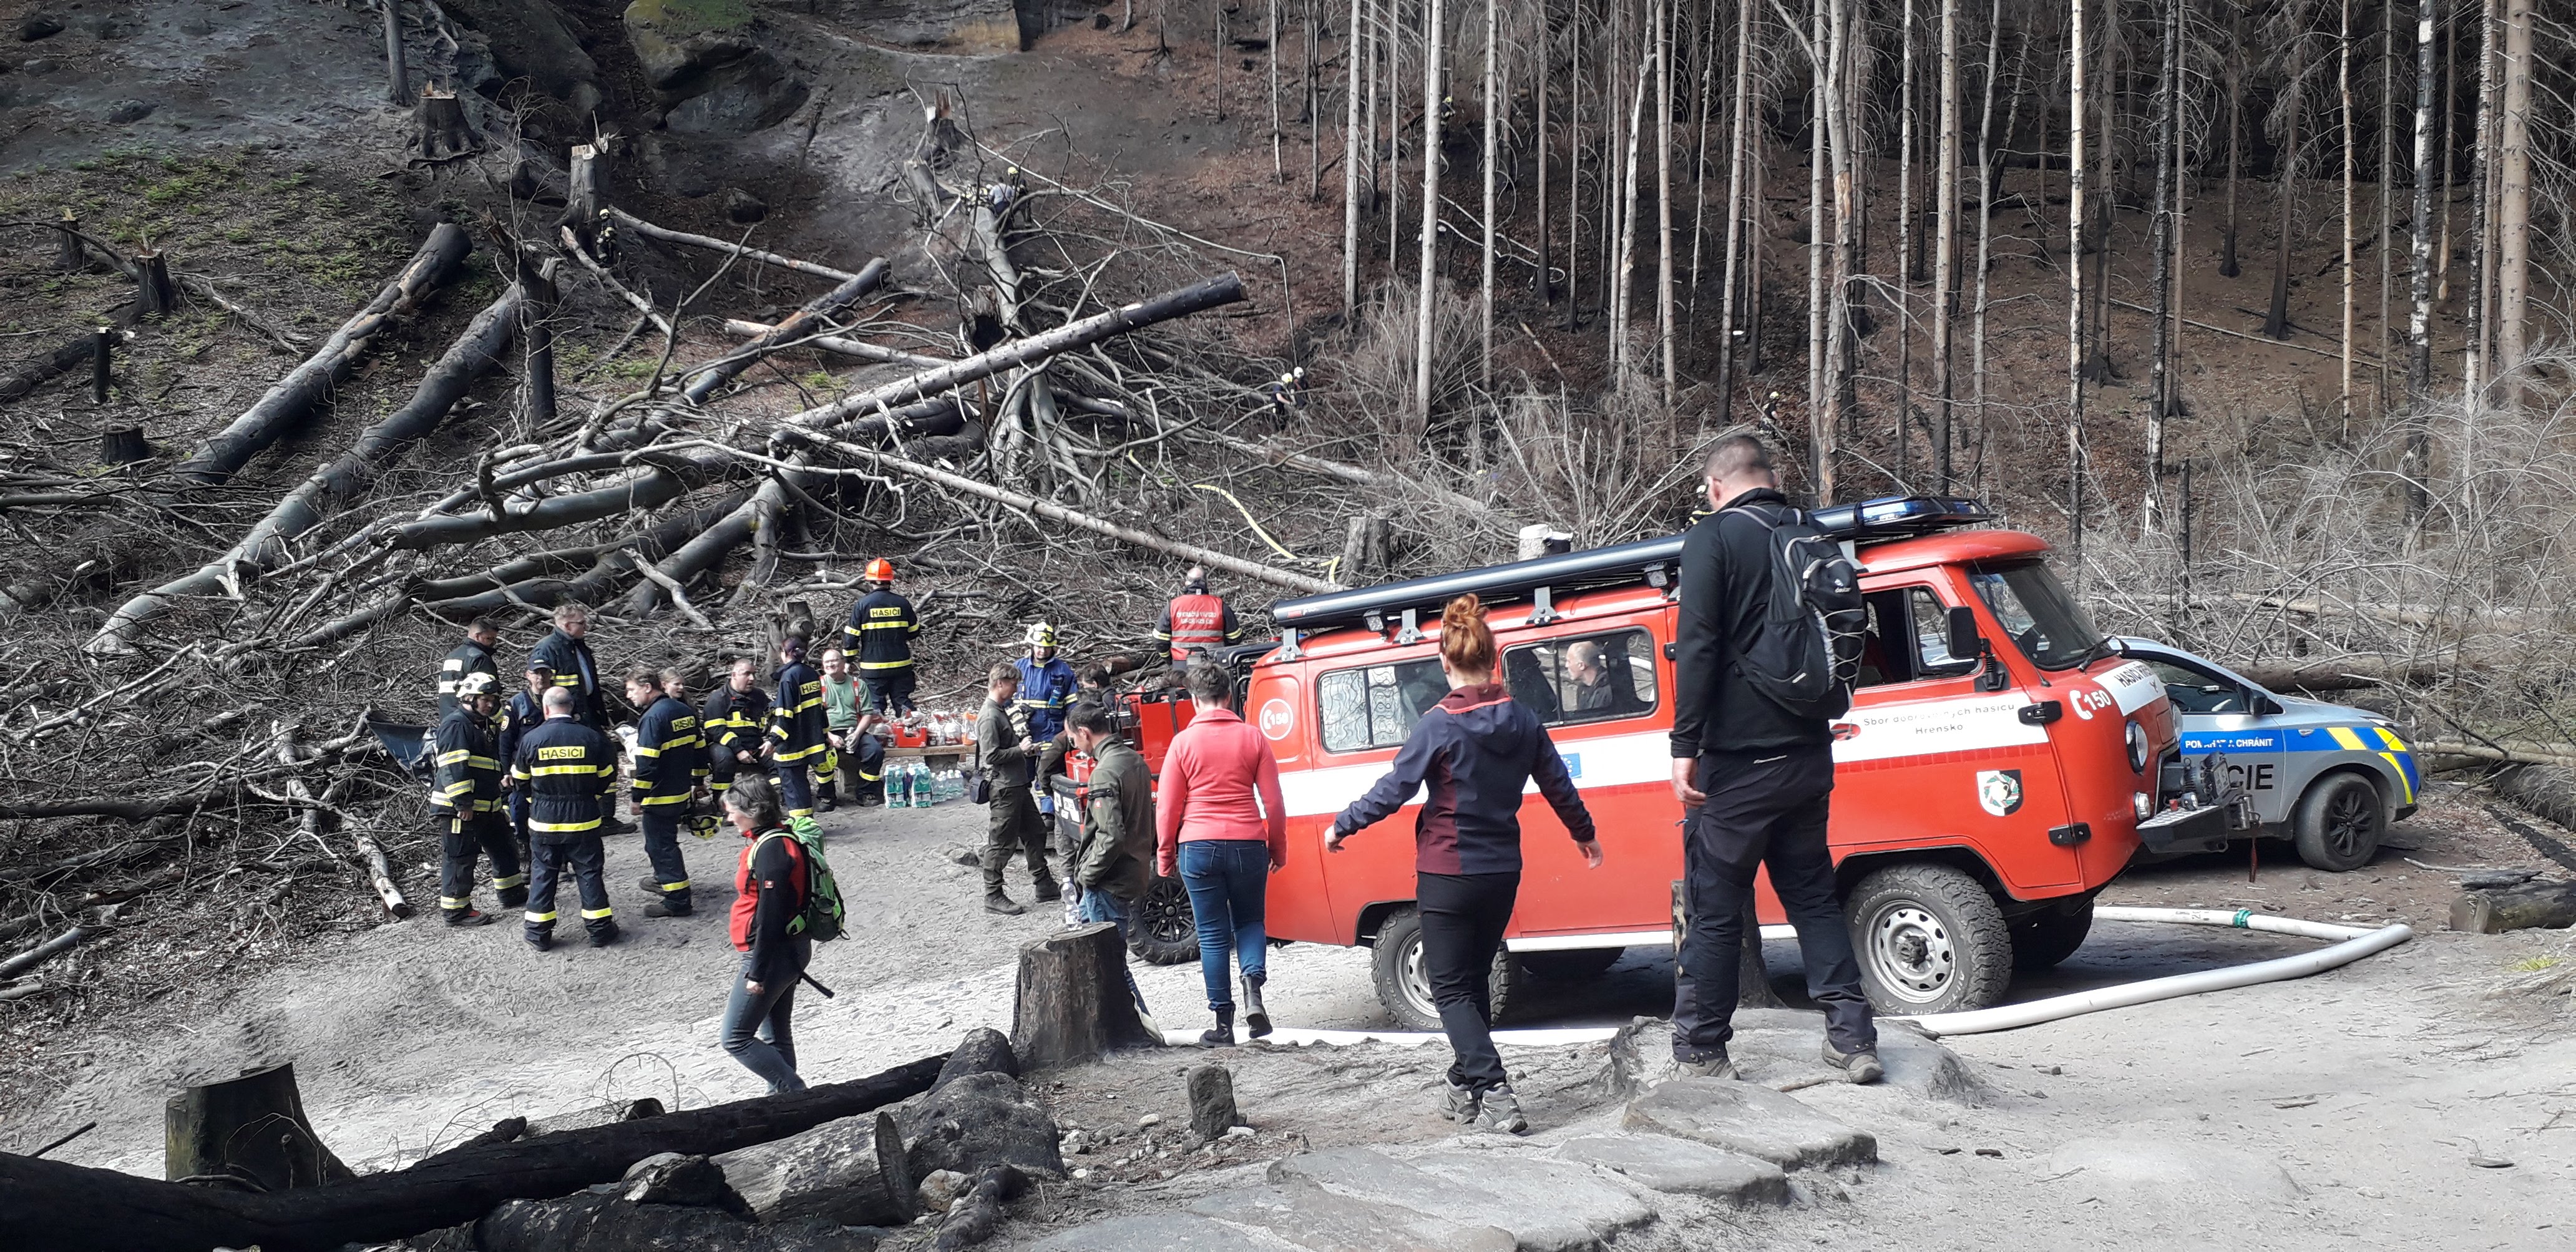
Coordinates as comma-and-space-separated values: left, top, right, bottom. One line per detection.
90, 326, 113, 404
0, 1054, 948, 1252
383, 0, 410, 105
415, 87, 477, 159
564, 144, 605, 254
56, 209, 84, 271
172, 223, 472, 487
100, 424, 149, 465
134, 249, 175, 320
2449, 879, 2576, 933
165, 1062, 357, 1191
1010, 922, 1160, 1070
517, 247, 559, 426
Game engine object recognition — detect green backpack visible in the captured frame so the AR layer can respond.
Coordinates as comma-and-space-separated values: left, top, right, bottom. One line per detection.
764, 817, 846, 942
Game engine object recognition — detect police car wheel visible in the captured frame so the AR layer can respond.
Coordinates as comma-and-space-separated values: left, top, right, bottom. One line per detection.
2291, 773, 2384, 873
1845, 864, 2014, 1015
1370, 907, 1517, 1034
1128, 874, 1200, 966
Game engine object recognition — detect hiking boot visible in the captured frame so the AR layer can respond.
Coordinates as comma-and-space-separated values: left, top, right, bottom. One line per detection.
1822, 1042, 1884, 1085
1473, 1084, 1529, 1135
1439, 1076, 1480, 1123
637, 876, 671, 895
496, 887, 529, 909
1199, 1007, 1236, 1048
857, 795, 883, 808
1242, 973, 1272, 1039
527, 931, 554, 952
1032, 879, 1061, 904
587, 923, 622, 949
444, 909, 494, 928
645, 901, 693, 919
984, 892, 1026, 916
817, 798, 838, 813
1674, 1052, 1738, 1081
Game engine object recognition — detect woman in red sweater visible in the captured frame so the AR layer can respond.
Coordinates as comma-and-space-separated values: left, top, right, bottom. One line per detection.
1155, 660, 1287, 1045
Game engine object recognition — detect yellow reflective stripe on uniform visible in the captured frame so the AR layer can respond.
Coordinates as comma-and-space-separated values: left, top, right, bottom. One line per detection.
857, 619, 912, 629
580, 906, 614, 920
436, 749, 472, 766
2327, 726, 2368, 751
440, 896, 472, 909
430, 795, 456, 808
530, 764, 599, 776
638, 793, 691, 806
776, 745, 826, 763
525, 909, 559, 922
858, 768, 883, 782
467, 756, 497, 770
857, 658, 914, 670
632, 745, 661, 757
529, 817, 602, 832
442, 781, 476, 798
658, 879, 691, 891
790, 697, 823, 713
492, 873, 527, 889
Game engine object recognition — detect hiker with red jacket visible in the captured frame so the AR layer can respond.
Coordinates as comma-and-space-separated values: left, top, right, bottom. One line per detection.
722, 776, 812, 1093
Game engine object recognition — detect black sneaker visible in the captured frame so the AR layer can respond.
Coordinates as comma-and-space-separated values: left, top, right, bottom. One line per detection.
1474, 1085, 1529, 1135
1822, 1042, 1885, 1084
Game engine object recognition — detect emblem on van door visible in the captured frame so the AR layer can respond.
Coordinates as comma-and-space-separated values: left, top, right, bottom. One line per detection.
1977, 768, 2024, 816
1257, 698, 1294, 741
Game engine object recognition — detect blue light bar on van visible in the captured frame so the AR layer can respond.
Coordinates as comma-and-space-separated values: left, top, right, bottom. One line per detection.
1807, 494, 1993, 540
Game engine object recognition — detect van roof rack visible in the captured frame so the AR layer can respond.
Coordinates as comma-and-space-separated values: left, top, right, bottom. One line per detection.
1269, 494, 1994, 635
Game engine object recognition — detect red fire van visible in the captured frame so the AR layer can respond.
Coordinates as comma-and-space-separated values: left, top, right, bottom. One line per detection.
1064, 497, 2237, 1027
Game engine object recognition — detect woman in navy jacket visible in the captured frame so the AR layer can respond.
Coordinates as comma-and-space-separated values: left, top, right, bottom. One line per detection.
1327, 594, 1603, 1134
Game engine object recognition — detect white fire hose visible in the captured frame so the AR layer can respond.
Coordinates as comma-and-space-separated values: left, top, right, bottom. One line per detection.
1903, 906, 2415, 1037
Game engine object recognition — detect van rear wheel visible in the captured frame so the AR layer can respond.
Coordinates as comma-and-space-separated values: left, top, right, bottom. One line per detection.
1369, 907, 1519, 1033
1845, 864, 2013, 1015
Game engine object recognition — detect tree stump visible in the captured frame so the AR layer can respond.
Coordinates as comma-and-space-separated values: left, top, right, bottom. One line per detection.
90, 326, 114, 405
564, 144, 605, 253
165, 1062, 355, 1191
133, 249, 175, 320
99, 424, 149, 466
1669, 880, 1782, 1009
1340, 513, 1392, 583
55, 208, 84, 271
416, 87, 477, 159
1008, 922, 1159, 1070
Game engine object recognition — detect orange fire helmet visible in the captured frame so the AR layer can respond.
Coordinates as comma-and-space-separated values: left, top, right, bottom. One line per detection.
863, 558, 897, 582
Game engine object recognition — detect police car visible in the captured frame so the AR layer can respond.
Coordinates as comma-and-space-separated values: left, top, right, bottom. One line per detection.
2112, 637, 2419, 871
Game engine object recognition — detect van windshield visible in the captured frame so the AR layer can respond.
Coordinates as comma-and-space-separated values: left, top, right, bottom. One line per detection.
1966, 562, 2107, 672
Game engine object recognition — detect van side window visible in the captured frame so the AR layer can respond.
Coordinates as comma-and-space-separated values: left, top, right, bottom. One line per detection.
1856, 587, 1979, 688
1317, 657, 1449, 753
1501, 628, 1658, 726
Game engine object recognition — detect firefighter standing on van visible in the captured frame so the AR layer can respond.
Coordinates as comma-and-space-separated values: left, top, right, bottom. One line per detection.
1667, 435, 1880, 1084
430, 673, 524, 926
768, 638, 829, 820
975, 663, 1058, 915
844, 559, 922, 716
702, 657, 771, 798
512, 685, 622, 951
1325, 595, 1601, 1135
626, 669, 707, 917
1155, 565, 1244, 665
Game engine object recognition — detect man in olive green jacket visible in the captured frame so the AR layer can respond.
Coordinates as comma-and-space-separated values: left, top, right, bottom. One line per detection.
977, 664, 1057, 915
1066, 699, 1153, 1017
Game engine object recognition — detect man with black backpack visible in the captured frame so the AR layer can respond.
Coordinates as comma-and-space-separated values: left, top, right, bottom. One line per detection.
1667, 435, 1881, 1085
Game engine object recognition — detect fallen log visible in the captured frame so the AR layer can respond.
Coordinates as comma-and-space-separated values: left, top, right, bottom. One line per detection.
0, 927, 89, 981
608, 208, 866, 284
1063, 393, 1489, 513
681, 258, 889, 405
2448, 879, 2576, 934
0, 327, 132, 406
783, 426, 1339, 594
2227, 592, 2552, 633
2233, 655, 2454, 692
724, 318, 950, 369
0, 1052, 949, 1252
174, 223, 474, 486
2419, 741, 2576, 770
90, 282, 525, 653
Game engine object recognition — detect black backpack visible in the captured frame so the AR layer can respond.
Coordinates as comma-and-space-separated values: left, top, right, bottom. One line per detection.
1726, 503, 1867, 720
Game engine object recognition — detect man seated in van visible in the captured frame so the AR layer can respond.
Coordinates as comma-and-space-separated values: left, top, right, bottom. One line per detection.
1566, 640, 1617, 714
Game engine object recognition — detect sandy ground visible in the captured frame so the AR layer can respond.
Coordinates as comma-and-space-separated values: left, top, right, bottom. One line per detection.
9, 775, 2570, 1250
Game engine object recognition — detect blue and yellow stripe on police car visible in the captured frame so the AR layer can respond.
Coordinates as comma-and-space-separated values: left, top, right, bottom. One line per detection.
2327, 725, 2417, 805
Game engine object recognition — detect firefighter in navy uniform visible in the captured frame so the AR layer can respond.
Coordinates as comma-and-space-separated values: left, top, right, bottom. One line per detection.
530, 602, 608, 730
844, 559, 923, 716
1154, 565, 1244, 665
437, 619, 502, 720
702, 657, 771, 798
1014, 622, 1080, 833
625, 670, 709, 917
767, 638, 830, 819
499, 661, 552, 845
512, 686, 622, 951
430, 673, 525, 926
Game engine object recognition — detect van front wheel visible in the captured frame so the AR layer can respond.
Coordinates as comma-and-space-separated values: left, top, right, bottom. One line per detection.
1845, 864, 2013, 1015
1368, 907, 1519, 1033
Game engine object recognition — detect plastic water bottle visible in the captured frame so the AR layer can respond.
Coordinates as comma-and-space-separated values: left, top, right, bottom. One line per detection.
890, 761, 914, 809
909, 760, 932, 808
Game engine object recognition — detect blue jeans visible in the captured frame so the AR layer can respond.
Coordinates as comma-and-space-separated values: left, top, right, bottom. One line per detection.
1179, 839, 1269, 1012
1078, 888, 1149, 1018
721, 941, 810, 1093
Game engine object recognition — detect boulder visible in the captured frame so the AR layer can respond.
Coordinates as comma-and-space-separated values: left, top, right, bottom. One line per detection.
1621, 1078, 1876, 1170
1554, 1135, 1789, 1205
899, 1069, 1065, 1181
623, 0, 758, 92
19, 14, 62, 41
1599, 1014, 1984, 1104
1028, 1214, 1305, 1252
1188, 1064, 1244, 1142
440, 0, 602, 109
105, 99, 155, 124
724, 187, 769, 223
1268, 1148, 1637, 1252
1191, 1184, 1516, 1252
663, 49, 807, 135
1403, 1153, 1657, 1240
